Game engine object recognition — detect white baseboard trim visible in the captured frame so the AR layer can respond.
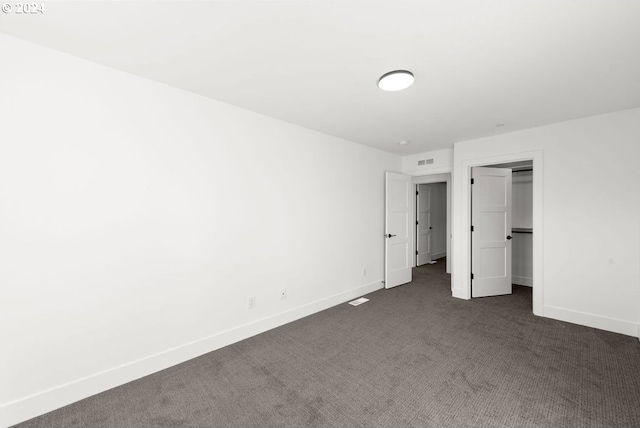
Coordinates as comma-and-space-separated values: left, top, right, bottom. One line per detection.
432, 251, 447, 260
512, 275, 532, 287
0, 280, 384, 428
544, 305, 638, 337
451, 287, 469, 300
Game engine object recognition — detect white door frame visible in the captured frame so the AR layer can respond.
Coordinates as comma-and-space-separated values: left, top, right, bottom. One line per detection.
454, 150, 543, 316
416, 184, 433, 266
410, 173, 451, 275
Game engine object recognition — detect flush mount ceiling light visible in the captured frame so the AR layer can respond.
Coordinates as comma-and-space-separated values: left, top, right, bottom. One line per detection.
378, 70, 414, 92
398, 140, 410, 146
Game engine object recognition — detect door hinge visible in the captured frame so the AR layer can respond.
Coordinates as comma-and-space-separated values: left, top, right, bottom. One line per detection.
471, 273, 474, 280
471, 178, 475, 185
416, 190, 419, 195
416, 251, 419, 255
471, 225, 474, 232
416, 221, 419, 225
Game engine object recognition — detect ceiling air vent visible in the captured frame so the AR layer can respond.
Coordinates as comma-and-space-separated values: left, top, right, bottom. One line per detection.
418, 159, 434, 166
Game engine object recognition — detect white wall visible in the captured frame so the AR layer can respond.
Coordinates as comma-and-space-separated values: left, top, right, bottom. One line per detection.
0, 34, 400, 426
452, 107, 640, 337
512, 232, 533, 287
401, 148, 452, 175
512, 171, 533, 228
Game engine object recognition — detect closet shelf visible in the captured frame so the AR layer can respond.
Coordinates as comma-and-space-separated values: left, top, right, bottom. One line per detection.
512, 228, 533, 234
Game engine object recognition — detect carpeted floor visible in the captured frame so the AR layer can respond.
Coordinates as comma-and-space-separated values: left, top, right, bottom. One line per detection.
15, 260, 640, 427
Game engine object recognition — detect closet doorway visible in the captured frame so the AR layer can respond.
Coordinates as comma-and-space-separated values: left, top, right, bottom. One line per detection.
471, 161, 533, 302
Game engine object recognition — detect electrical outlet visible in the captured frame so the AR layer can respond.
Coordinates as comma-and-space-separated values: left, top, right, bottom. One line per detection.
248, 296, 255, 309
280, 288, 287, 300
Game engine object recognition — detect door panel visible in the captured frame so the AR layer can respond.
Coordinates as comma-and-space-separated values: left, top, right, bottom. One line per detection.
385, 172, 412, 289
471, 167, 512, 297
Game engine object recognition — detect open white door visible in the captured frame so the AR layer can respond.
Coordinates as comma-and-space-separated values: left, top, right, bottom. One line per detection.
471, 167, 512, 297
385, 172, 412, 289
416, 184, 432, 266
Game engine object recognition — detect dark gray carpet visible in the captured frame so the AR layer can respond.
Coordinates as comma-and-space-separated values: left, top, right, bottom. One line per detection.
15, 260, 640, 427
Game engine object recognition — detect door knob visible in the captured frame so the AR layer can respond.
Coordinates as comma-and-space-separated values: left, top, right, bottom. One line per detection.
386, 234, 397, 238
506, 235, 512, 240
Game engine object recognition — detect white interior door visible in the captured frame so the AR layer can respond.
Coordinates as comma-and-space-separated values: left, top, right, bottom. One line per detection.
471, 167, 512, 297
385, 172, 412, 289
416, 184, 432, 266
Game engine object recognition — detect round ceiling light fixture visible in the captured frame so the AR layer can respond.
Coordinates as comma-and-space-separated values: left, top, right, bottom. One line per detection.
398, 140, 410, 146
378, 70, 414, 92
